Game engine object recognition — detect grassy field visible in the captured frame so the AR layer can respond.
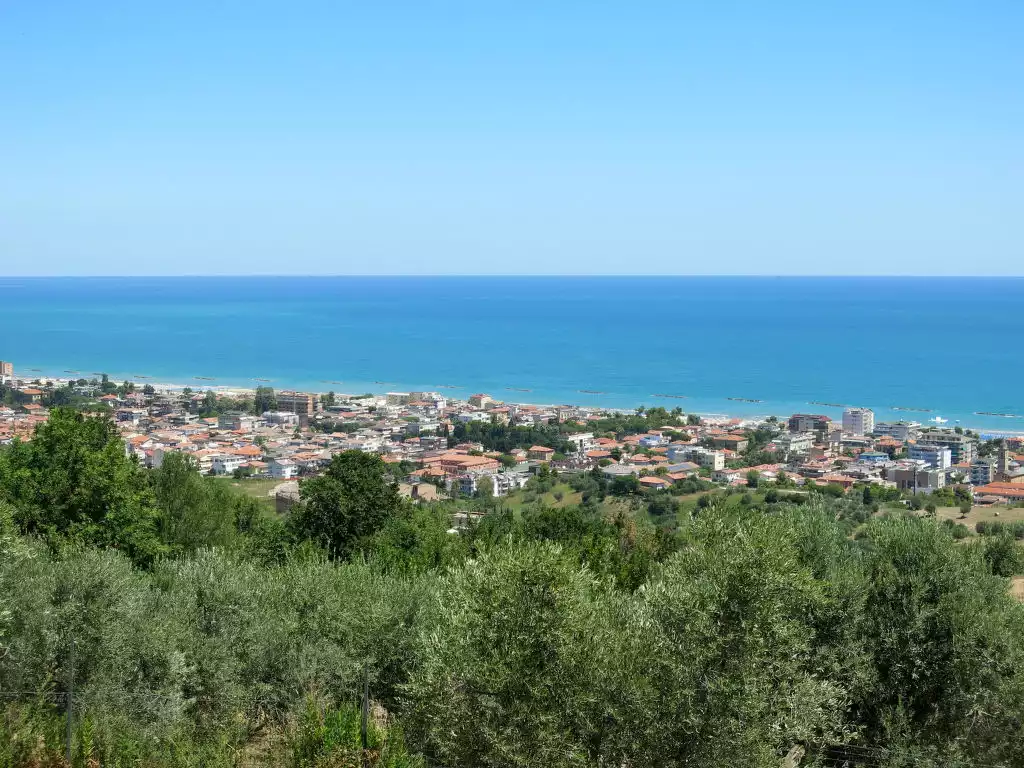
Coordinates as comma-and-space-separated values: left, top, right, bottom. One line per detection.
933, 505, 1024, 532
497, 483, 645, 519
500, 482, 583, 512
209, 477, 284, 510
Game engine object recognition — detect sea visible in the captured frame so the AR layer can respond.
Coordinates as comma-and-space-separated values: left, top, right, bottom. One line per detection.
1, 276, 1022, 434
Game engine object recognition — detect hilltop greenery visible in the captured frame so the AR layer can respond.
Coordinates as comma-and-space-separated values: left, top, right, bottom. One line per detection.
1, 410, 1024, 767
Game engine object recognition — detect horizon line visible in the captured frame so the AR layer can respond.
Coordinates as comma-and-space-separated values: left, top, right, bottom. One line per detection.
1, 274, 1021, 280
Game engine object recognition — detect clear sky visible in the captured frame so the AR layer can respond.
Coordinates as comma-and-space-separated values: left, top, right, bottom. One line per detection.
1, 1, 1021, 276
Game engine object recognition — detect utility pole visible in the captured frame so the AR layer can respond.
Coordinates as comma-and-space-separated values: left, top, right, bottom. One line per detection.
65, 640, 75, 764
360, 664, 369, 754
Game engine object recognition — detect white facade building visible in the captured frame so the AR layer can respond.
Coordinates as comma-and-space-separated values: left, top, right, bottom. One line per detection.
565, 433, 597, 454
907, 443, 952, 470
874, 421, 921, 441
842, 408, 875, 436
666, 445, 725, 470
268, 458, 299, 479
212, 454, 248, 475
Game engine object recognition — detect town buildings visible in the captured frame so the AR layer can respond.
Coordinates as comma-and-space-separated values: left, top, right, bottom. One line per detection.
6, 368, 1024, 516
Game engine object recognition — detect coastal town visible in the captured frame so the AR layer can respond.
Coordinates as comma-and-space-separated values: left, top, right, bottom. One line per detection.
3, 360, 1024, 513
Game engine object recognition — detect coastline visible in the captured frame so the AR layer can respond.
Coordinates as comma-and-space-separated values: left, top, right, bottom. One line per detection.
17, 363, 1024, 438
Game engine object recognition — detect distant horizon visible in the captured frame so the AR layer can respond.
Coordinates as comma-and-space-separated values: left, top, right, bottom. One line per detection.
2, 274, 1023, 280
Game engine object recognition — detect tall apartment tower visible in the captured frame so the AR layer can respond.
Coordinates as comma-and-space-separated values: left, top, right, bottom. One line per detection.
842, 407, 875, 436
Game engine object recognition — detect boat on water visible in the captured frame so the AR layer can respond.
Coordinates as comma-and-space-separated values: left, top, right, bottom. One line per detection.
930, 416, 948, 424
727, 397, 763, 403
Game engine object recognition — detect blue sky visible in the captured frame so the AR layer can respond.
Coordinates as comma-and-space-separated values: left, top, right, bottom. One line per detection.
1, 1, 1021, 275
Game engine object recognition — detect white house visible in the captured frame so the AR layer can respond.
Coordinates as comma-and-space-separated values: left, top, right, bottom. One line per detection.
212, 454, 249, 475
565, 432, 597, 454
268, 458, 299, 479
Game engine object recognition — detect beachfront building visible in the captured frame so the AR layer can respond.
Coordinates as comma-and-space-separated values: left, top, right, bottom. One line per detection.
842, 407, 875, 436
386, 392, 412, 406
787, 414, 830, 434
0, 361, 12, 384
907, 443, 952, 470
874, 421, 921, 442
468, 393, 494, 409
276, 391, 321, 417
917, 430, 976, 465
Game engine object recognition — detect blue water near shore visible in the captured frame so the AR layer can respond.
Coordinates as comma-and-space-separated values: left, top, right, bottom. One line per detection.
1, 276, 1023, 433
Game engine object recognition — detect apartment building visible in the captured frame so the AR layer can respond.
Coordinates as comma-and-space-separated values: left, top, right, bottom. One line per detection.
907, 443, 952, 470
276, 391, 321, 417
666, 444, 725, 470
873, 421, 920, 441
886, 464, 946, 492
917, 430, 976, 465
971, 458, 998, 486
842, 407, 875, 436
787, 414, 831, 433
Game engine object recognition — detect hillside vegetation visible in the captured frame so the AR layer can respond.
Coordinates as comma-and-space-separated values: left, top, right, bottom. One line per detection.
1, 410, 1024, 767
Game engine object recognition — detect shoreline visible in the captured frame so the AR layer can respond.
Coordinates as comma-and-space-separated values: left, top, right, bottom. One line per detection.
13, 364, 1024, 438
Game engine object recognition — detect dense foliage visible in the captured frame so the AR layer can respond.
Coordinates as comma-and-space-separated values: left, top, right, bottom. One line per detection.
2, 411, 1024, 767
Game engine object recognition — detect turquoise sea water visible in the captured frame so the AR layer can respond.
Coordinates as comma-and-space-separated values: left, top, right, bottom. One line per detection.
1, 276, 1022, 432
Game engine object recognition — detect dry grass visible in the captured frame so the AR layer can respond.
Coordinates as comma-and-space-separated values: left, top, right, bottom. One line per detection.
933, 505, 1024, 533
1010, 576, 1024, 602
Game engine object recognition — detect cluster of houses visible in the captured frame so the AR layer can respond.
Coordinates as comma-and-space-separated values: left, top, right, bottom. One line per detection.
3, 363, 1024, 507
